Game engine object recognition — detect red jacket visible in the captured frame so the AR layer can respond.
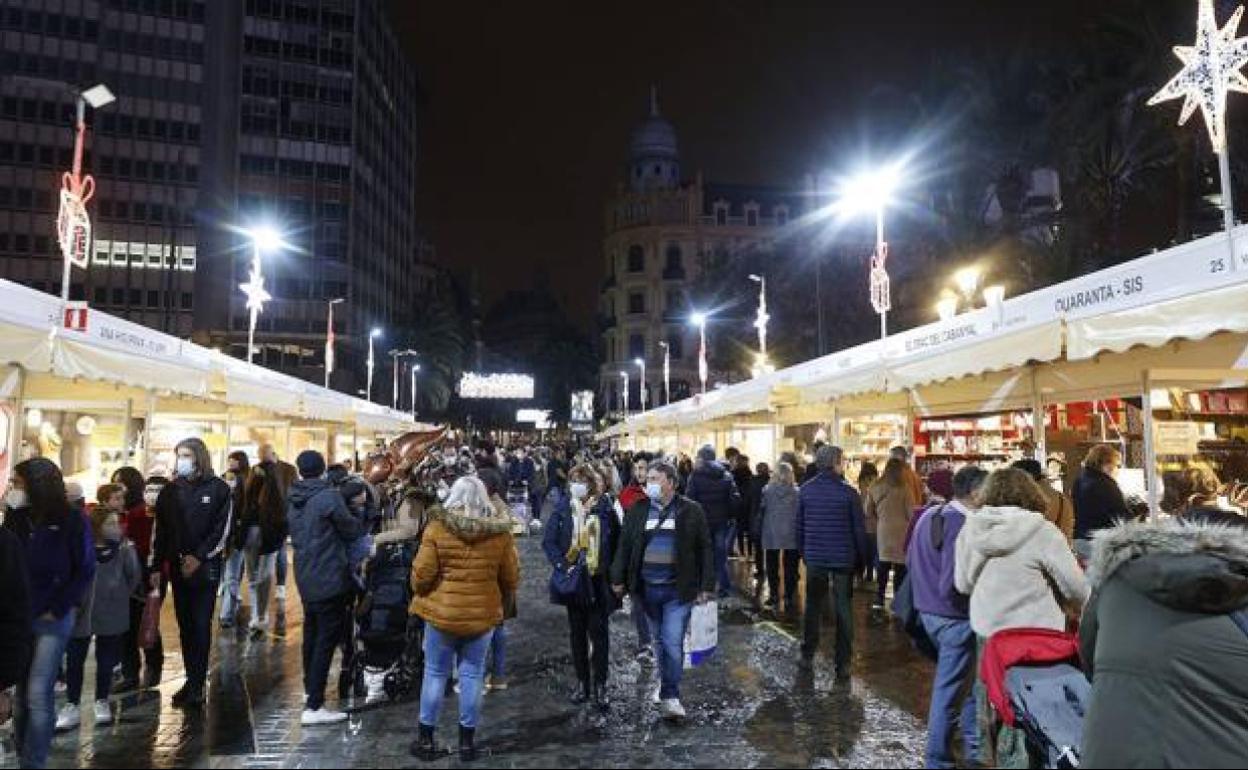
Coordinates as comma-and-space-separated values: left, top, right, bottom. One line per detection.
122, 502, 156, 567
619, 483, 648, 511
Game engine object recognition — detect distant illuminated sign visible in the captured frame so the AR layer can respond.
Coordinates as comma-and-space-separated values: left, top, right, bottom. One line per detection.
571, 390, 593, 432
516, 409, 553, 429
458, 372, 534, 399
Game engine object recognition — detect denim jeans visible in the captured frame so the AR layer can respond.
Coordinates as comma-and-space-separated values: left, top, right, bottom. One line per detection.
710, 523, 732, 595
302, 594, 349, 711
220, 527, 275, 626
15, 611, 75, 769
921, 613, 978, 769
420, 625, 490, 729
66, 634, 124, 704
487, 623, 506, 678
642, 582, 693, 700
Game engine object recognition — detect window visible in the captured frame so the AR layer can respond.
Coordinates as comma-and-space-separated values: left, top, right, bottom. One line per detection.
665, 290, 683, 316
129, 289, 142, 306
629, 334, 645, 360
627, 244, 644, 273
746, 209, 758, 227
147, 290, 159, 308
628, 292, 645, 315
715, 205, 727, 226
181, 293, 192, 310
112, 288, 124, 305
94, 287, 107, 305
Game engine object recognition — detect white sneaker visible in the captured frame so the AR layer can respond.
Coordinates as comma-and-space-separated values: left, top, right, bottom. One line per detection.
55, 704, 80, 731
660, 698, 686, 719
93, 701, 111, 724
650, 683, 661, 705
300, 708, 348, 726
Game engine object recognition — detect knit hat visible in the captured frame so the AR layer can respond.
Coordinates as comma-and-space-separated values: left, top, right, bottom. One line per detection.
296, 450, 326, 479
697, 445, 716, 462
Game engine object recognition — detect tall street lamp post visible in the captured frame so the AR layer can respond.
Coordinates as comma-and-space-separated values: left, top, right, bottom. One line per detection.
634, 357, 647, 412
241, 226, 282, 364
692, 311, 709, 395
324, 298, 344, 388
366, 328, 382, 402
658, 340, 671, 405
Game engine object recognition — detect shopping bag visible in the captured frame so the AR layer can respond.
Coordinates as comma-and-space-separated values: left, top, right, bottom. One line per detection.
683, 600, 718, 668
139, 589, 162, 649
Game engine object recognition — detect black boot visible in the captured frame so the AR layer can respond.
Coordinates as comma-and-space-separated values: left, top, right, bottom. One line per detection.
593, 682, 610, 712
568, 678, 591, 705
410, 723, 438, 761
459, 724, 477, 762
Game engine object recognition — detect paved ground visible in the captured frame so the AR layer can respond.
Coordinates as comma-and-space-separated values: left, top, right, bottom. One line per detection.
1, 536, 933, 769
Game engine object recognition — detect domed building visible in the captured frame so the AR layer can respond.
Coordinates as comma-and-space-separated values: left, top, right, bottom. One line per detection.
598, 88, 803, 414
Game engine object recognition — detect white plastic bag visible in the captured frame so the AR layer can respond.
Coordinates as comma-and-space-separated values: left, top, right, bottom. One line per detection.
683, 600, 718, 668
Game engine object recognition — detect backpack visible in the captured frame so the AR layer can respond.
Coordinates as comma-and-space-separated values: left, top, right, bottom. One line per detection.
891, 504, 952, 662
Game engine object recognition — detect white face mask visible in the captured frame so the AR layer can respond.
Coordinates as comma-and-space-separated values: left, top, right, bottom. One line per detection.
5, 489, 28, 509
175, 457, 194, 478
143, 489, 160, 507
646, 482, 663, 499
570, 482, 589, 500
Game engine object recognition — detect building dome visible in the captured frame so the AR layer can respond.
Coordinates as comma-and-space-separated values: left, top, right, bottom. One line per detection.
629, 86, 681, 191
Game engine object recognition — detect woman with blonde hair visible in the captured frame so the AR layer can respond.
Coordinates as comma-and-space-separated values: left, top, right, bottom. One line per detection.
1178, 463, 1245, 527
542, 463, 620, 711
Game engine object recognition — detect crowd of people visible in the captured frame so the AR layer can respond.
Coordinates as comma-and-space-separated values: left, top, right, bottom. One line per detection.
1, 433, 1245, 768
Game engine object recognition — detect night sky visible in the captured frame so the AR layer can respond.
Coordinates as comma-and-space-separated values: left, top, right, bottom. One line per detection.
395, 1, 1123, 329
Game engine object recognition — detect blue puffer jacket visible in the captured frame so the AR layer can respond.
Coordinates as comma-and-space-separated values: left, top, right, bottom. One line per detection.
796, 471, 868, 570
684, 461, 741, 529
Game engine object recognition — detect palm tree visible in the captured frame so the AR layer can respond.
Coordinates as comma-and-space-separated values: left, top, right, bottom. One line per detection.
407, 296, 471, 415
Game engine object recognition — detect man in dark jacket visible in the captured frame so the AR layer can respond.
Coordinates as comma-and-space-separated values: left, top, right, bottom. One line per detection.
684, 445, 742, 598
0, 525, 31, 726
610, 461, 713, 720
1072, 444, 1130, 563
1080, 518, 1248, 768
287, 450, 363, 727
796, 445, 868, 679
151, 437, 232, 708
616, 455, 654, 660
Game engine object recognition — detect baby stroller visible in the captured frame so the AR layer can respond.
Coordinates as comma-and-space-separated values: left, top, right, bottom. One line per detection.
507, 481, 532, 536
980, 628, 1091, 769
348, 540, 423, 704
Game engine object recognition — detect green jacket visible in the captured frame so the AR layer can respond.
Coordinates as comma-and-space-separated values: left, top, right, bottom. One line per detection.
1080, 519, 1248, 768
610, 494, 714, 604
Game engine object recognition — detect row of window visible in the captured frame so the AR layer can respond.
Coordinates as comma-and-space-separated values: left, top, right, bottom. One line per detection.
241, 70, 352, 104
97, 112, 202, 144
93, 286, 193, 310
0, 233, 52, 256
237, 194, 347, 223
240, 114, 352, 145
101, 30, 204, 62
246, 0, 353, 30
243, 35, 353, 69
621, 333, 684, 361
0, 8, 102, 38
97, 199, 195, 226
257, 279, 349, 303
105, 0, 207, 22
230, 314, 342, 335
626, 243, 685, 273
711, 203, 789, 227
96, 155, 201, 185
238, 154, 350, 182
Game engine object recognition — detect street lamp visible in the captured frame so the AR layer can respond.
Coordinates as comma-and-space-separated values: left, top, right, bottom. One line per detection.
620, 370, 630, 416
633, 357, 647, 412
658, 340, 671, 405
366, 328, 382, 402
241, 225, 283, 364
954, 266, 982, 309
839, 161, 903, 340
691, 311, 709, 395
749, 273, 771, 376
58, 83, 115, 304
411, 362, 421, 421
324, 298, 344, 388
936, 294, 959, 322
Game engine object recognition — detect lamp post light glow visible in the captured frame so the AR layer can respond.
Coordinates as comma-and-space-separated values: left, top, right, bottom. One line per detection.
749, 273, 772, 376
58, 83, 115, 304
366, 328, 382, 403
954, 266, 982, 307
241, 226, 283, 364
936, 294, 959, 322
982, 285, 1006, 307
658, 340, 671, 405
411, 362, 421, 421
325, 298, 344, 388
691, 311, 709, 395
839, 162, 903, 339
620, 370, 630, 416
634, 357, 647, 412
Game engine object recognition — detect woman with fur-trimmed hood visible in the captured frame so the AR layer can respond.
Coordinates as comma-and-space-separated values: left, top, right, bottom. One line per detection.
1080, 519, 1248, 768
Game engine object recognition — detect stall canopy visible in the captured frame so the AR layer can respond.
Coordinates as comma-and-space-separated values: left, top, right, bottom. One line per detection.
0, 279, 416, 435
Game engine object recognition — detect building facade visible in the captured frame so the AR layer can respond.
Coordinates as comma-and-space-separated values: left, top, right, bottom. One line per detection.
0, 0, 206, 336
598, 90, 801, 414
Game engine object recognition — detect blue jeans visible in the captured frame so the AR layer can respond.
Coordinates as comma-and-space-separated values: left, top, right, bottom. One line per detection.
487, 624, 506, 678
633, 597, 652, 650
642, 583, 693, 700
220, 527, 275, 625
220, 547, 245, 621
420, 625, 490, 729
921, 613, 978, 769
711, 523, 732, 594
16, 611, 75, 769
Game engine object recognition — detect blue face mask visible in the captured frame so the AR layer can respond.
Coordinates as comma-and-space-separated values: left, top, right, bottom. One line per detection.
646, 482, 663, 499
175, 457, 194, 478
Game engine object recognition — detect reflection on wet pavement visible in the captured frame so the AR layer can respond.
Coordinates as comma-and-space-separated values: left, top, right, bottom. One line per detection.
1, 539, 931, 768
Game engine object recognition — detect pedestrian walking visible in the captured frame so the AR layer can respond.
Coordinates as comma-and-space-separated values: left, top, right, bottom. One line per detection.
865, 458, 919, 610
150, 437, 233, 709
409, 474, 519, 762
544, 464, 621, 710
856, 462, 880, 583
730, 453, 754, 559
617, 455, 654, 663
57, 503, 141, 731
890, 446, 927, 506
684, 445, 741, 598
109, 467, 158, 693
257, 444, 297, 634
1072, 444, 1130, 563
906, 466, 988, 769
4, 458, 95, 769
610, 461, 714, 720
218, 451, 250, 630
227, 456, 288, 638
760, 462, 800, 617
747, 461, 769, 588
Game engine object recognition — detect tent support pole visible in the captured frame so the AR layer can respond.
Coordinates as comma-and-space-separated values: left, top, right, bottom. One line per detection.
1141, 372, 1159, 520
122, 397, 134, 467
6, 367, 27, 485
1030, 366, 1046, 463
143, 391, 158, 473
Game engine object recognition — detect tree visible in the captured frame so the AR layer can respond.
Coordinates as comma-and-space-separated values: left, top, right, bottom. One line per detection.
407, 294, 471, 415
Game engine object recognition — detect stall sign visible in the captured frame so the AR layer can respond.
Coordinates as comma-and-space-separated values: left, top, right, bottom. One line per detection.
1154, 421, 1201, 456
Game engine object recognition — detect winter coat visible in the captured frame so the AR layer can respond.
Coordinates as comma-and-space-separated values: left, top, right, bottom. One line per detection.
760, 481, 799, 551
796, 471, 869, 570
610, 495, 715, 605
286, 478, 363, 604
1072, 467, 1130, 540
409, 503, 520, 639
543, 494, 620, 578
954, 505, 1089, 638
731, 467, 754, 522
1080, 520, 1248, 769
121, 501, 155, 567
903, 465, 926, 508
3, 506, 95, 621
239, 461, 289, 554
1041, 485, 1075, 543
1180, 504, 1248, 528
684, 461, 741, 530
151, 474, 233, 582
747, 473, 769, 541
865, 480, 917, 563
72, 540, 141, 639
0, 526, 31, 689
906, 501, 971, 619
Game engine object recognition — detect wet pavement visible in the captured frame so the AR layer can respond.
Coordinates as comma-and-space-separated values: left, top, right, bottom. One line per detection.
2, 537, 933, 768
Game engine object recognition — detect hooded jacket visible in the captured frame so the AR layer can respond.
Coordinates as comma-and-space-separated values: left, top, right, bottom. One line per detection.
1080, 520, 1248, 769
409, 502, 520, 638
684, 461, 741, 529
760, 481, 799, 551
286, 478, 363, 605
954, 505, 1088, 638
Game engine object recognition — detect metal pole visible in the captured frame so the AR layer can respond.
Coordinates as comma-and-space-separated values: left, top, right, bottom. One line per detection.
324, 300, 336, 388
659, 341, 670, 405
639, 360, 646, 412
246, 241, 260, 364
699, 323, 707, 395
411, 365, 418, 421
877, 206, 888, 340
391, 351, 399, 410
366, 335, 375, 402
1142, 374, 1160, 519
1030, 366, 1047, 463
1219, 146, 1236, 234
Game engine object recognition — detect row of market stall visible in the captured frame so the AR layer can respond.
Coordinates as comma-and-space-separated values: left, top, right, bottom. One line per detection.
0, 279, 427, 500
603, 226, 1248, 515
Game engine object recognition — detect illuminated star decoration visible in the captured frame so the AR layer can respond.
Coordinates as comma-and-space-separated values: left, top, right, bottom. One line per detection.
1148, 0, 1248, 152
239, 267, 271, 314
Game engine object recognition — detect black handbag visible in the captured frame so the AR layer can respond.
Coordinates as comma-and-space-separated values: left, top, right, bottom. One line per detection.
549, 551, 592, 607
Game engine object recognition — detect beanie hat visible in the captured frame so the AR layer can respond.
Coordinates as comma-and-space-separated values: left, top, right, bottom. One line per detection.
296, 450, 326, 479
697, 445, 716, 462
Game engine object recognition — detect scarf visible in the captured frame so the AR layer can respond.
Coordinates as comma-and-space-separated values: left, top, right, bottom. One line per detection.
565, 495, 602, 573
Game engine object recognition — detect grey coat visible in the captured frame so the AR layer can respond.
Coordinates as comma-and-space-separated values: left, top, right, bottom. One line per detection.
760, 482, 799, 551
72, 540, 141, 639
1080, 519, 1248, 768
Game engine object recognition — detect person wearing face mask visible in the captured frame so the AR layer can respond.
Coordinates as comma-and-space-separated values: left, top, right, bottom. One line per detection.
56, 504, 141, 731
150, 438, 233, 708
543, 465, 621, 710
3, 459, 95, 769
222, 452, 287, 639
217, 451, 250, 631
117, 476, 168, 692
1072, 444, 1131, 564
256, 444, 297, 637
